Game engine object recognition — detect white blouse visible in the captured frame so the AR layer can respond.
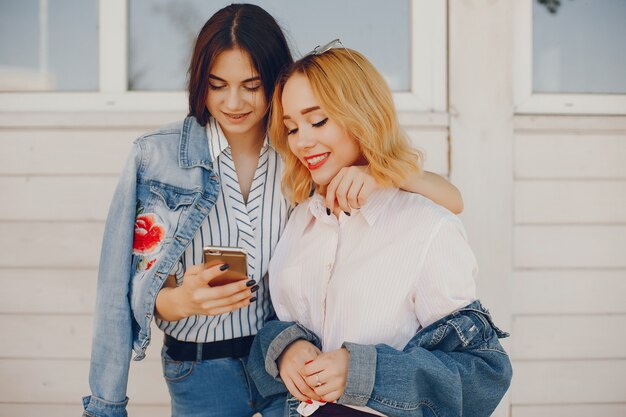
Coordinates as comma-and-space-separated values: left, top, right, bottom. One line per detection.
269, 188, 477, 353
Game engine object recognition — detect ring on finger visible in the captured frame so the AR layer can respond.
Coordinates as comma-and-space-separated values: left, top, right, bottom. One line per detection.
315, 374, 322, 387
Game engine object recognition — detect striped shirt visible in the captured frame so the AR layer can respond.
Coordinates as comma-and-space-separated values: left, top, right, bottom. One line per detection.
156, 118, 290, 342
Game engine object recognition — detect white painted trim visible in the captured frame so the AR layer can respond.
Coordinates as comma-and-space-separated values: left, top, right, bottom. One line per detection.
514, 115, 626, 132
0, 92, 448, 116
513, 0, 626, 115
0, 0, 448, 113
0, 92, 187, 112
99, 0, 128, 93
405, 0, 447, 113
0, 110, 448, 129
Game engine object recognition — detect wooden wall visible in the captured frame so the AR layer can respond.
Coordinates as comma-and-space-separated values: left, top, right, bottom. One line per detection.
510, 116, 626, 417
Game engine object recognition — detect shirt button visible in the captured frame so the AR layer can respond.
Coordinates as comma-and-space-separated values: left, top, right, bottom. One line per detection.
325, 263, 332, 271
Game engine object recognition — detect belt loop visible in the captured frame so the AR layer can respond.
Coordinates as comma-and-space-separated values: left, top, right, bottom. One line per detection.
196, 341, 203, 362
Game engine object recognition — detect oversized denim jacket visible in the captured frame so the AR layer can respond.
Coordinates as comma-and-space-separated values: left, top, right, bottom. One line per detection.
83, 116, 221, 417
248, 300, 513, 417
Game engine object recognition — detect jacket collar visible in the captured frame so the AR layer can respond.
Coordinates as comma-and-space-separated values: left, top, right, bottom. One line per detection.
179, 116, 271, 168
178, 116, 214, 170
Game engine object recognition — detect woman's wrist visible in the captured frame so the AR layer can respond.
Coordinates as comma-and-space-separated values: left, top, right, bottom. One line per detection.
155, 286, 187, 321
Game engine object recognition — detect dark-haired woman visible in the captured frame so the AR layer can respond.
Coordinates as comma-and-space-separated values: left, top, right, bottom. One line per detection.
83, 4, 464, 417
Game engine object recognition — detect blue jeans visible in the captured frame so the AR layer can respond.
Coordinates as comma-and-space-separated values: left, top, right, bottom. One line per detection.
162, 346, 286, 417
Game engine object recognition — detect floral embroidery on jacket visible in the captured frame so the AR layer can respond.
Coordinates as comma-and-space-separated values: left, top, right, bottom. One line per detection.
133, 214, 165, 254
132, 203, 165, 272
136, 256, 157, 272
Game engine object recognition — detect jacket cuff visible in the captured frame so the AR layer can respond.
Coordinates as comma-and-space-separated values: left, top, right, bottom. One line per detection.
82, 395, 129, 417
265, 324, 316, 378
339, 342, 377, 407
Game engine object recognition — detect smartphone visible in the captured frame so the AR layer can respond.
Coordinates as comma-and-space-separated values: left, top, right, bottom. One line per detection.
203, 246, 248, 286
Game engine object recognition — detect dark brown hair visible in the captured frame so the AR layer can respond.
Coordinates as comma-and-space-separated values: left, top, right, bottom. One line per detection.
188, 3, 293, 126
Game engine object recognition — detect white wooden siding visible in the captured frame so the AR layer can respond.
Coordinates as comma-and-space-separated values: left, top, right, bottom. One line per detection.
0, 116, 174, 415
0, 112, 449, 414
511, 117, 626, 415
512, 270, 626, 315
515, 180, 626, 223
512, 404, 626, 417
0, 405, 171, 417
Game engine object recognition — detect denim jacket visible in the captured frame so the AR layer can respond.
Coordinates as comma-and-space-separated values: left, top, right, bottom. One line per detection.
83, 116, 221, 417
248, 300, 512, 417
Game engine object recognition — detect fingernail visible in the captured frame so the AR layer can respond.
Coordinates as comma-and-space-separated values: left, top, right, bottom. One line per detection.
305, 399, 313, 404
246, 279, 257, 287
251, 285, 259, 293
326, 208, 331, 215
305, 359, 314, 365
320, 398, 327, 403
344, 211, 351, 216
250, 296, 257, 302
220, 263, 230, 271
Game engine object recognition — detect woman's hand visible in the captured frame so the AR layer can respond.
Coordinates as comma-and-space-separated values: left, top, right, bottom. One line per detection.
327, 166, 464, 215
326, 166, 380, 214
302, 348, 350, 403
277, 339, 324, 402
155, 263, 256, 321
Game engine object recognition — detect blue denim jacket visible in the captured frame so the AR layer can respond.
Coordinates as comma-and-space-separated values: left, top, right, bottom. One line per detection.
82, 117, 221, 417
248, 300, 512, 417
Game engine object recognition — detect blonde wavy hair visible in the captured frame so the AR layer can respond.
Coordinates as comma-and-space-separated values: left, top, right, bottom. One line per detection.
269, 47, 422, 204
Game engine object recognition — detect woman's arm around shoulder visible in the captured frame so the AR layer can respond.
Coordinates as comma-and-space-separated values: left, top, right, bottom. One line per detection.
325, 166, 463, 215
399, 170, 464, 214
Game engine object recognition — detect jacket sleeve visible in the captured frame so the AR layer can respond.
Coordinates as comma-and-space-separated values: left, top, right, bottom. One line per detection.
247, 320, 322, 398
339, 306, 513, 417
83, 142, 143, 417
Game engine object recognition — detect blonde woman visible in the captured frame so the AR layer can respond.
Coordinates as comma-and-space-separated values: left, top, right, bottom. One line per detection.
247, 44, 512, 417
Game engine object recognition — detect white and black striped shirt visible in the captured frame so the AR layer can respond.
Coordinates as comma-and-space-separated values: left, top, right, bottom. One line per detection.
156, 118, 290, 342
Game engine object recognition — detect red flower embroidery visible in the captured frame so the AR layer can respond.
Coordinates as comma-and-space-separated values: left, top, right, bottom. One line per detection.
133, 213, 165, 255
146, 259, 157, 270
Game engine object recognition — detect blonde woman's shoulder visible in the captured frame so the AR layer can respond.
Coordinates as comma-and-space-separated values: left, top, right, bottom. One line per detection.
395, 189, 463, 227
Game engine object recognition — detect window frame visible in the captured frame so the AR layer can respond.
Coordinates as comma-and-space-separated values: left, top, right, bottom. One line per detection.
514, 0, 626, 115
0, 0, 446, 113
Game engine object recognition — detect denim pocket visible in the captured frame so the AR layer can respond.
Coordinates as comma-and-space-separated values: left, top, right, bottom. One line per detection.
144, 181, 197, 244
161, 346, 195, 381
425, 314, 482, 352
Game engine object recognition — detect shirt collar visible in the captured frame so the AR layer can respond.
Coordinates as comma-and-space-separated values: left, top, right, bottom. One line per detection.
205, 118, 270, 164
358, 187, 399, 226
306, 187, 399, 227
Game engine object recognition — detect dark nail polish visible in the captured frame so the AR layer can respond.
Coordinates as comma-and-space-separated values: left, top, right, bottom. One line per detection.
250, 296, 257, 303
246, 279, 257, 287
251, 285, 259, 293
344, 211, 351, 216
219, 263, 230, 271
326, 208, 331, 215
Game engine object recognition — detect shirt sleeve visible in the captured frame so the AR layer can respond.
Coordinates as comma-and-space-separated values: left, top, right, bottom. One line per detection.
413, 216, 478, 328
